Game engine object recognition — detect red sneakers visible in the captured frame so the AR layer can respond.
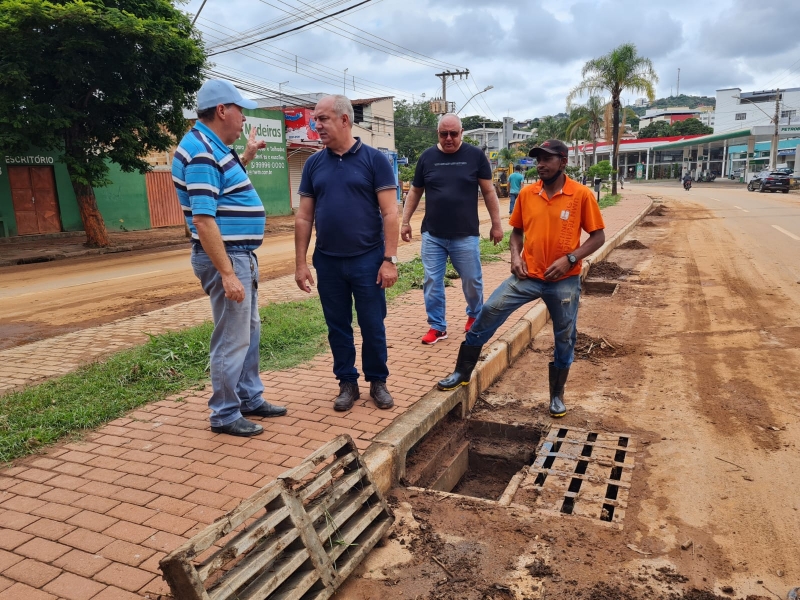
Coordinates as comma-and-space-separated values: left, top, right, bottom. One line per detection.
421, 328, 448, 345
465, 317, 476, 332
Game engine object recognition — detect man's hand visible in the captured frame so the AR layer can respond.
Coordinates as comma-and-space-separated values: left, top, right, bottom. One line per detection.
400, 223, 413, 242
295, 264, 315, 293
242, 128, 267, 166
511, 256, 529, 279
489, 223, 504, 245
376, 262, 398, 289
222, 273, 245, 302
544, 256, 571, 280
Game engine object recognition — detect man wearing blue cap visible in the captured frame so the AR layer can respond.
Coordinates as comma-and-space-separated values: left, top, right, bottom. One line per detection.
172, 79, 287, 437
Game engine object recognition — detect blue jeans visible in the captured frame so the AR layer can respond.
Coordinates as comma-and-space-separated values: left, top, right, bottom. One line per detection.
509, 193, 518, 214
191, 247, 266, 427
421, 232, 483, 332
313, 246, 389, 383
466, 275, 581, 369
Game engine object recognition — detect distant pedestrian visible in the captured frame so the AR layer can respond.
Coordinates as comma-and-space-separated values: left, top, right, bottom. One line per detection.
295, 95, 399, 412
437, 139, 606, 418
619, 171, 625, 189
400, 113, 503, 345
508, 165, 525, 214
173, 79, 287, 438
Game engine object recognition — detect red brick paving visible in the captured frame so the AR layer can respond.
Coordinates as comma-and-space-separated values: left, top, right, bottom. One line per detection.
0, 194, 650, 597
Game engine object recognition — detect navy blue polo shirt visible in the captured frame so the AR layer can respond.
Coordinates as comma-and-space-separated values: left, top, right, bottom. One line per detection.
299, 138, 397, 257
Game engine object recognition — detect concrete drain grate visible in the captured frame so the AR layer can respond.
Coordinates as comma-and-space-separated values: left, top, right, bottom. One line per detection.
520, 426, 636, 528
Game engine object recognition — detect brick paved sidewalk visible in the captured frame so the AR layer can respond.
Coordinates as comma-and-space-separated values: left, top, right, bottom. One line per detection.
0, 194, 650, 599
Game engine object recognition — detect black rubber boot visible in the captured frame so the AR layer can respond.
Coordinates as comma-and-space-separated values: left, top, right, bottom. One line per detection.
437, 343, 482, 390
549, 362, 570, 418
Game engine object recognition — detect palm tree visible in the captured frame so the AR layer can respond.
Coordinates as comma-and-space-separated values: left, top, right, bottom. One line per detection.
535, 115, 568, 144
567, 43, 658, 194
566, 96, 605, 168
498, 147, 520, 167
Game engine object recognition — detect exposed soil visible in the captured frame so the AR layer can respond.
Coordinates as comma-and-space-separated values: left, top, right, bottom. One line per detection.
589, 260, 632, 279
649, 205, 669, 217
335, 197, 800, 600
618, 239, 649, 250
639, 220, 658, 227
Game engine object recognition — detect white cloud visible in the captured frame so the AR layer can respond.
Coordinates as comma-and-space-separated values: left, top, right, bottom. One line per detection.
190, 0, 800, 119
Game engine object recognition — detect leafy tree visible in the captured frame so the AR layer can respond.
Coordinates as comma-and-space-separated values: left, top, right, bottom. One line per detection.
398, 164, 415, 182
671, 117, 713, 136
638, 117, 712, 139
461, 115, 500, 130
566, 96, 605, 168
525, 167, 538, 180
535, 115, 569, 143
497, 147, 521, 167
638, 120, 674, 138
568, 43, 658, 195
0, 0, 206, 247
587, 160, 612, 180
463, 135, 480, 147
394, 100, 437, 163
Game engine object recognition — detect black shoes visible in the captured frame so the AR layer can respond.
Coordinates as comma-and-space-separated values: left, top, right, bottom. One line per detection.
370, 381, 394, 410
549, 362, 570, 418
437, 343, 483, 390
334, 381, 360, 412
211, 417, 264, 437
242, 402, 288, 418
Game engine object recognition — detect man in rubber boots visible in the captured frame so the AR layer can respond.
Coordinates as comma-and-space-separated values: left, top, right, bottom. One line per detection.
437, 139, 606, 418
400, 113, 503, 345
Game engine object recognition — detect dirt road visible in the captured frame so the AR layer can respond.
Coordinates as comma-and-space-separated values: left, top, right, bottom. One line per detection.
0, 206, 453, 350
335, 190, 800, 599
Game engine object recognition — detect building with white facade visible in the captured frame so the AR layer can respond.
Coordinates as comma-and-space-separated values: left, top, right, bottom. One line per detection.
464, 116, 534, 157
715, 87, 800, 134
639, 106, 702, 128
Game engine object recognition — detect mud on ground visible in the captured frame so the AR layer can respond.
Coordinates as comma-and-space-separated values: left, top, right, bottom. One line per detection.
334, 198, 800, 600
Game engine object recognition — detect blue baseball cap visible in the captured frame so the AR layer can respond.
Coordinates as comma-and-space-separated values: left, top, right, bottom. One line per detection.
196, 79, 258, 111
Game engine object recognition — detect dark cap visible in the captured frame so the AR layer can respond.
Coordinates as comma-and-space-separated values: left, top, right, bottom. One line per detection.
528, 139, 569, 159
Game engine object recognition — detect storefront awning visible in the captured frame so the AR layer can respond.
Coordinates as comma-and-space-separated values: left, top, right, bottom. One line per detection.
654, 128, 753, 150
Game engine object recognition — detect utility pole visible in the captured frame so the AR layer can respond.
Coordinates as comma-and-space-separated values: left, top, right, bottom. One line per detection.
434, 69, 470, 114
771, 88, 781, 170
343, 68, 348, 95
676, 68, 680, 97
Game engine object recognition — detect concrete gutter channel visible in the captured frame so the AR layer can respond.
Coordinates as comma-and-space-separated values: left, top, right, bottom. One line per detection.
360, 198, 654, 496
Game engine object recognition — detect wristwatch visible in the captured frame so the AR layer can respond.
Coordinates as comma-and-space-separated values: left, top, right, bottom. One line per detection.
566, 253, 577, 266
383, 256, 398, 264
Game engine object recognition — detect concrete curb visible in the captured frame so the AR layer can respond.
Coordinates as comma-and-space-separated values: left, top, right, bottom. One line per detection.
363, 197, 654, 494
0, 239, 191, 267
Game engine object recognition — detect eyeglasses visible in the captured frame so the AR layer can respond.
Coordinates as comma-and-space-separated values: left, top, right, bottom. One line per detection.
438, 130, 461, 138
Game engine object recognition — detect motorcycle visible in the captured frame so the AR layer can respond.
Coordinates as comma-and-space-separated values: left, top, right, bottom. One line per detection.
683, 178, 692, 191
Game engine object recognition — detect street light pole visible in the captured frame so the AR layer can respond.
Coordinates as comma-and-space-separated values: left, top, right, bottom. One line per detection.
456, 85, 493, 115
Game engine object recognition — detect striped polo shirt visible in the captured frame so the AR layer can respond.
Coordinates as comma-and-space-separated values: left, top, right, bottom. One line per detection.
172, 121, 265, 251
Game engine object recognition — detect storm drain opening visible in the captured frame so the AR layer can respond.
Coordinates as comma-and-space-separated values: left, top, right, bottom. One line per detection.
518, 426, 637, 529
403, 413, 542, 503
582, 280, 619, 296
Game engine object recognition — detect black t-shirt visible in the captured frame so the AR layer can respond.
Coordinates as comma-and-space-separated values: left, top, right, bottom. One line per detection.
412, 143, 492, 238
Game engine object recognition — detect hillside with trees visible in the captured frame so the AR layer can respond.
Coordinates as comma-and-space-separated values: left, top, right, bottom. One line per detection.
630, 94, 716, 116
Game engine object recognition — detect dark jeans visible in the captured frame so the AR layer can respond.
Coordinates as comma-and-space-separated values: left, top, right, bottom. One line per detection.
313, 246, 389, 383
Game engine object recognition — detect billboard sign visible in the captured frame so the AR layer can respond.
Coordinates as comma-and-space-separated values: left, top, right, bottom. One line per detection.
283, 108, 319, 142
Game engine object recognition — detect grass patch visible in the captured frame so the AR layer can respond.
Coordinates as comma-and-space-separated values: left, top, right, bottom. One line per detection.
599, 193, 622, 209
0, 299, 328, 463
1, 235, 512, 463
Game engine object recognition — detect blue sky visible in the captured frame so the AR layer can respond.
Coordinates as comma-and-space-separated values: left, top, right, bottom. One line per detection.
188, 0, 800, 119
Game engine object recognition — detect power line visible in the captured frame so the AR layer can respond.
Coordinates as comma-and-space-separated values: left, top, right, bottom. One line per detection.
200, 23, 417, 101
208, 0, 373, 56
240, 0, 459, 71
200, 18, 418, 100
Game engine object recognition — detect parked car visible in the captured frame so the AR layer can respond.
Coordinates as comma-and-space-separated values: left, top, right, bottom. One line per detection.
747, 170, 790, 193
729, 168, 744, 180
